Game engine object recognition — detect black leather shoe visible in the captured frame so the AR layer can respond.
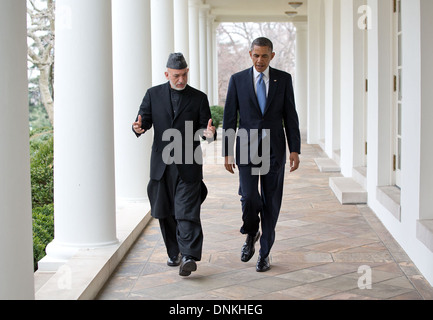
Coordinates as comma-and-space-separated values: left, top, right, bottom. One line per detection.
241, 231, 260, 262
179, 256, 197, 277
256, 255, 271, 272
167, 254, 181, 267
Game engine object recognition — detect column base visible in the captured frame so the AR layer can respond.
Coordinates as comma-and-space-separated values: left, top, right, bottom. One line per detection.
38, 239, 119, 272
116, 197, 149, 210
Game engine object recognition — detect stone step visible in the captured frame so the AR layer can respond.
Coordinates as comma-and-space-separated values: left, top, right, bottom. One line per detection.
314, 158, 341, 172
329, 177, 367, 205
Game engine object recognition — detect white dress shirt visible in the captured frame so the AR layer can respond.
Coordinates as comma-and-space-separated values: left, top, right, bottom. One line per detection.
253, 67, 270, 97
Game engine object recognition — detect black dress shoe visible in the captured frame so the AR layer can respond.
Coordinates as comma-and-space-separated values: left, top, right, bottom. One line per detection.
179, 256, 197, 277
241, 231, 260, 262
167, 254, 181, 267
256, 255, 270, 272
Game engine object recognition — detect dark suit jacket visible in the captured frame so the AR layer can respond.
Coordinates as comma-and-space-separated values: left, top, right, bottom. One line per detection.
135, 82, 213, 183
223, 66, 301, 168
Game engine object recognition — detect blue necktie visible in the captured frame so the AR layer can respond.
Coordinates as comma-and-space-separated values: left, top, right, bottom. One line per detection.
257, 73, 266, 115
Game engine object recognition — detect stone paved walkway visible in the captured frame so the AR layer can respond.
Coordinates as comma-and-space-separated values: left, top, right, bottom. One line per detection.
97, 139, 433, 300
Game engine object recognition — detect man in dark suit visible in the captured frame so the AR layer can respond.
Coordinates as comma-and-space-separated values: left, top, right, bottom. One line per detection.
223, 37, 301, 272
133, 53, 216, 277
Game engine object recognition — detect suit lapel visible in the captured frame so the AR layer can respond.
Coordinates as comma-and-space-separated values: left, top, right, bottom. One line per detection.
248, 67, 262, 114
264, 67, 278, 115
162, 82, 174, 119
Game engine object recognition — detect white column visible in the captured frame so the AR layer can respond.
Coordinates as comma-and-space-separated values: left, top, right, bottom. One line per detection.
339, 0, 369, 177
339, 0, 355, 176
307, 0, 321, 144
332, 0, 341, 157
419, 0, 433, 221
189, 0, 201, 89
174, 0, 190, 62
151, 0, 174, 85
40, 0, 118, 270
323, 0, 341, 158
112, 0, 152, 204
0, 0, 35, 299
294, 22, 308, 134
212, 21, 220, 106
199, 5, 209, 94
324, 0, 334, 157
352, 0, 368, 169
207, 14, 216, 104
366, 0, 394, 191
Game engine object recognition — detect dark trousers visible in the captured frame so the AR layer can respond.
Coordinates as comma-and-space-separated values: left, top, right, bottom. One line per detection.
238, 159, 285, 259
153, 165, 204, 261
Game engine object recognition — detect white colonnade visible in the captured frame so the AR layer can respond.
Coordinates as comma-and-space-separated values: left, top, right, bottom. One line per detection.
39, 0, 218, 273
40, 0, 118, 270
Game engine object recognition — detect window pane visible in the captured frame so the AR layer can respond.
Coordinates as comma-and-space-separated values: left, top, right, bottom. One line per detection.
398, 103, 402, 136
398, 69, 402, 101
398, 34, 402, 66
398, 138, 402, 170
398, 0, 402, 32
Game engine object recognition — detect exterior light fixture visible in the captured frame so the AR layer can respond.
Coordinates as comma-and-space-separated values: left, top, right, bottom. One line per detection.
288, 2, 303, 9
285, 11, 298, 17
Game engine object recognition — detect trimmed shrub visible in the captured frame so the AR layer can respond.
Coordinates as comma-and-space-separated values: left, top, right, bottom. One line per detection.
32, 204, 54, 270
29, 128, 54, 270
30, 129, 53, 207
210, 105, 224, 129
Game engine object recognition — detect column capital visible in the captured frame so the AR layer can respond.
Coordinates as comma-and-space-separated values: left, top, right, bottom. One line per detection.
189, 0, 202, 8
199, 4, 210, 16
293, 21, 308, 31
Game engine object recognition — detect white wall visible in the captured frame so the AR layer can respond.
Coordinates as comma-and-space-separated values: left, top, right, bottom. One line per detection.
365, 0, 433, 286
419, 0, 433, 221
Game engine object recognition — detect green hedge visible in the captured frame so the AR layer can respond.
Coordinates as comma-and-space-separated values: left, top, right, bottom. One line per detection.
210, 105, 224, 129
30, 128, 54, 271
30, 129, 54, 208
32, 204, 54, 270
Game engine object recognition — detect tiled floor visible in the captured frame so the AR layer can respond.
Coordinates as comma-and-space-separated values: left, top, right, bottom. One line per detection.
97, 139, 433, 300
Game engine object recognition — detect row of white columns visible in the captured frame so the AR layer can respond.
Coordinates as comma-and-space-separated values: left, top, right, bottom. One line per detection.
294, 22, 308, 133
0, 0, 219, 299
42, 0, 218, 270
152, 0, 218, 103
307, 0, 364, 168
307, 0, 433, 286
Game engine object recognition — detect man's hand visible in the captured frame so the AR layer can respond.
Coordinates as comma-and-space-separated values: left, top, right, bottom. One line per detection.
224, 156, 236, 174
203, 119, 216, 139
133, 115, 145, 135
289, 152, 300, 172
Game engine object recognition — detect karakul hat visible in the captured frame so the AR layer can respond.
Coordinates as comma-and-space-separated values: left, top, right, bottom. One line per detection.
166, 53, 188, 69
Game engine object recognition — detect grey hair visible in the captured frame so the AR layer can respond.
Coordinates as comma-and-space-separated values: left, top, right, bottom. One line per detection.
250, 37, 274, 52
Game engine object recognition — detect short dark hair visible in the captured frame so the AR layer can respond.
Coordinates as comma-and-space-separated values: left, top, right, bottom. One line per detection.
250, 37, 274, 52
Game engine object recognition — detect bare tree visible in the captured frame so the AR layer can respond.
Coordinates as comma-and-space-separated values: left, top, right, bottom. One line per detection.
27, 0, 55, 126
217, 22, 296, 105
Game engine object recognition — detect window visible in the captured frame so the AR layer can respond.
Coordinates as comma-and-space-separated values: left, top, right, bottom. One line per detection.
393, 0, 402, 187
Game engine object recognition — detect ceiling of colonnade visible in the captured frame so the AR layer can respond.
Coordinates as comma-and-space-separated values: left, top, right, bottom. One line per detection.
204, 0, 308, 22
